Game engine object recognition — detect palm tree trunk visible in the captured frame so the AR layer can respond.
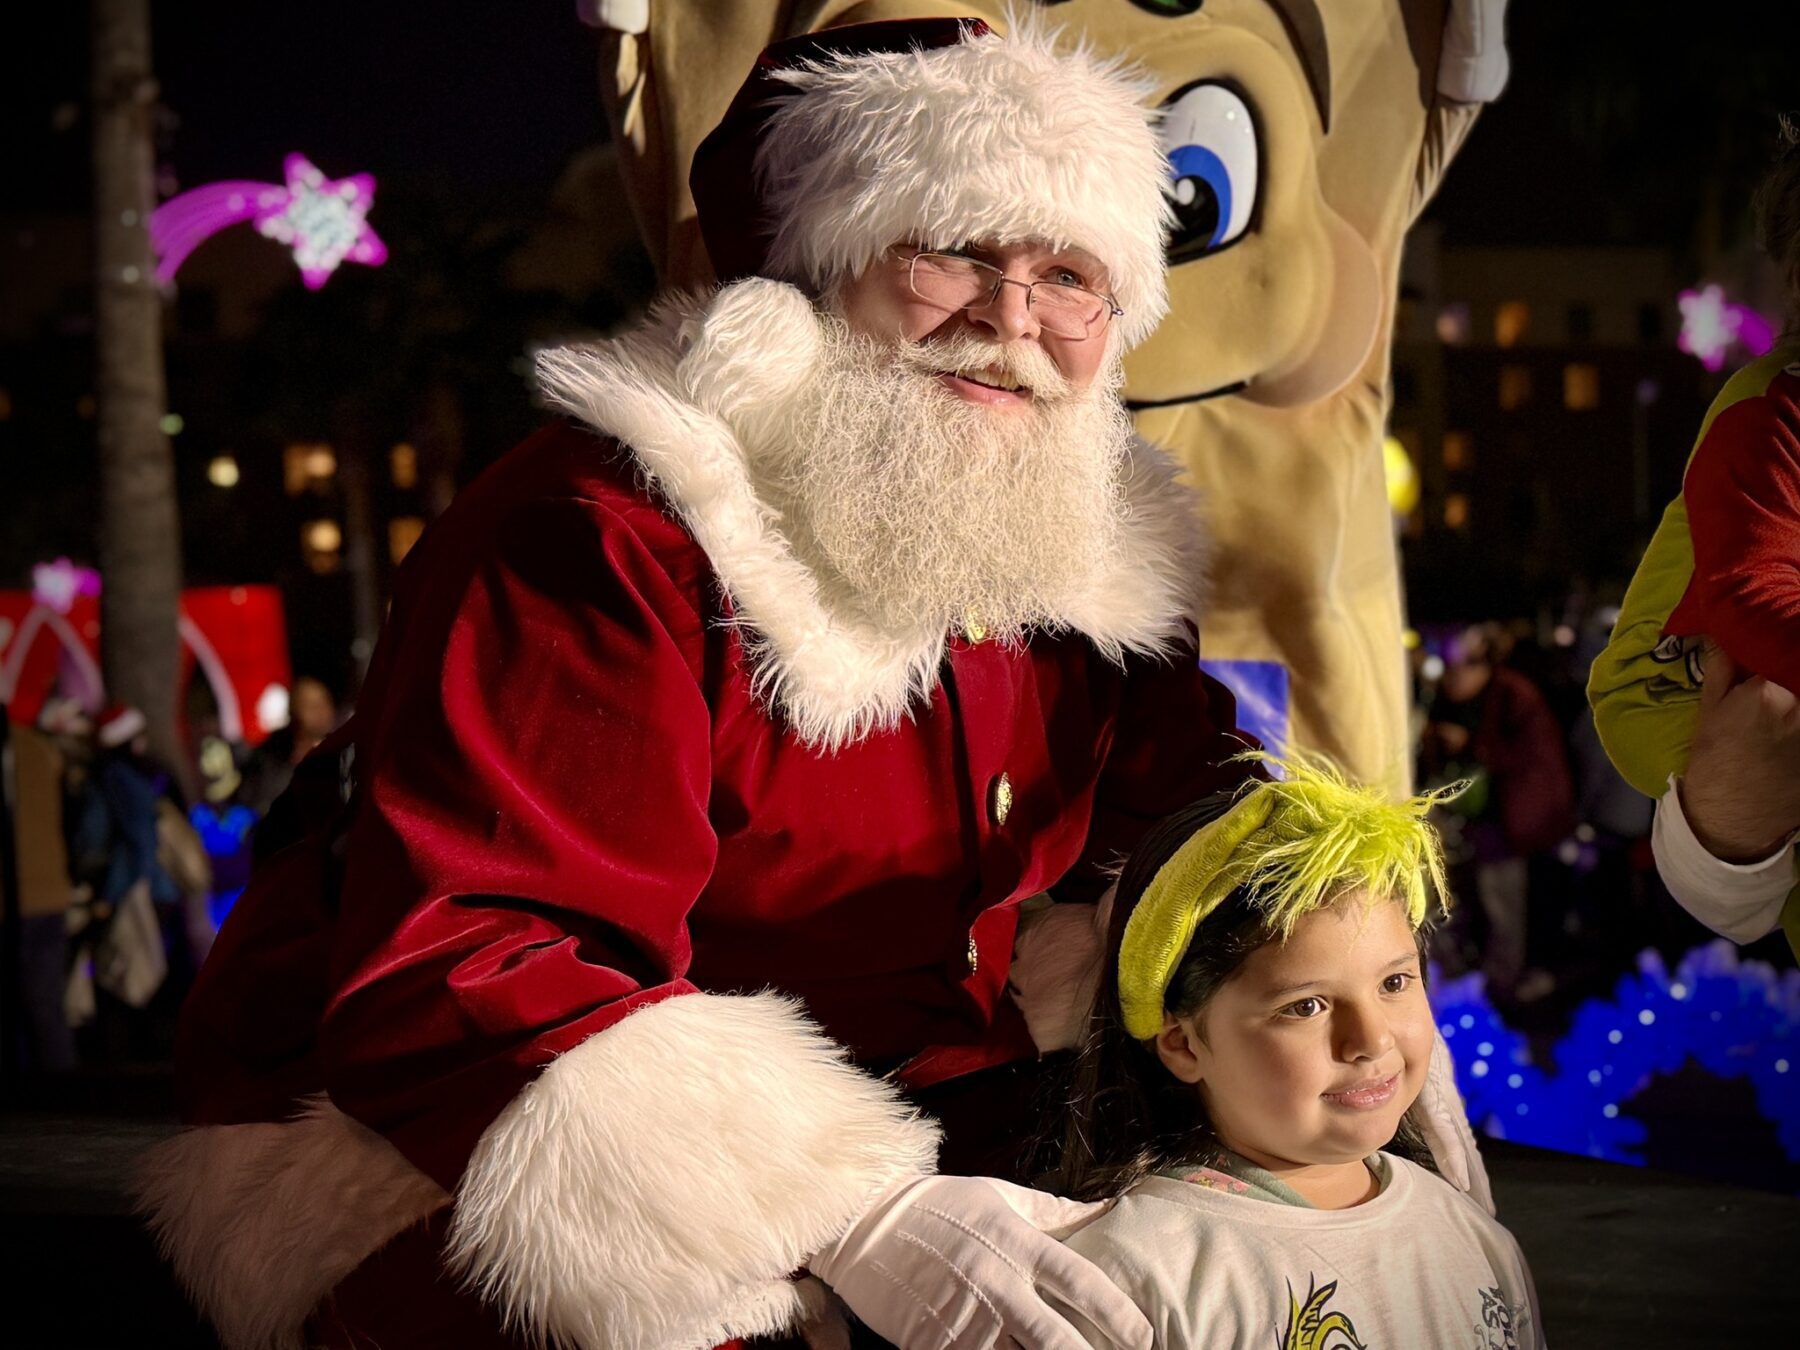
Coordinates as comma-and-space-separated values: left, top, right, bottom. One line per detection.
91, 0, 187, 788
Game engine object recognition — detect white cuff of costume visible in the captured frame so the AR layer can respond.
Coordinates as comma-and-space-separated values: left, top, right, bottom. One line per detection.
445, 990, 942, 1350
1438, 0, 1511, 103
1653, 776, 1797, 944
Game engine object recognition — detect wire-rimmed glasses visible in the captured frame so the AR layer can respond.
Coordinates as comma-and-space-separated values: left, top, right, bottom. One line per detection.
900, 250, 1123, 340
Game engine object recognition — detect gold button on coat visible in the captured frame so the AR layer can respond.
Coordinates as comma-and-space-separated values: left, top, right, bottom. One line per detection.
990, 772, 1013, 827
967, 933, 980, 973
964, 611, 988, 643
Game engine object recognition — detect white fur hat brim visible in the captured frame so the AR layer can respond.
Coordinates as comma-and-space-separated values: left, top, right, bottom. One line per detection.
756, 17, 1172, 349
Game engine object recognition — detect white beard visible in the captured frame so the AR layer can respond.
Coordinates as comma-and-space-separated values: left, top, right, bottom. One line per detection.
752, 315, 1137, 644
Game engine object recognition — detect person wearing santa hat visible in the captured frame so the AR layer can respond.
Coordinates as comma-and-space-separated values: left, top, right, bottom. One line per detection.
139, 17, 1485, 1350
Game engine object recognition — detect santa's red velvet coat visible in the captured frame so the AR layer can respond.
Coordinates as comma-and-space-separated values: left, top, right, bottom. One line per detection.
141, 281, 1251, 1350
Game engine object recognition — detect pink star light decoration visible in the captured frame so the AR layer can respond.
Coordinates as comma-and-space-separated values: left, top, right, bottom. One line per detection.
1678, 283, 1777, 372
150, 154, 387, 291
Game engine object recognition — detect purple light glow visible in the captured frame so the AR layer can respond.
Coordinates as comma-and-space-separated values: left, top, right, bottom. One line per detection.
30, 558, 101, 615
150, 154, 386, 291
1678, 284, 1778, 372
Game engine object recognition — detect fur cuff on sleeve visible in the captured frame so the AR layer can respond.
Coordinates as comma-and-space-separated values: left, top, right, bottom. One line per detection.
444, 990, 941, 1350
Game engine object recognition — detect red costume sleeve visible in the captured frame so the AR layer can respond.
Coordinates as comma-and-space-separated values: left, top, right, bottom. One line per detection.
1673, 388, 1800, 694
319, 490, 718, 1187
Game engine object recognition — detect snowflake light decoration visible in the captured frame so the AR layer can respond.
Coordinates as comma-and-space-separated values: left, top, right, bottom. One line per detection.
150, 154, 387, 291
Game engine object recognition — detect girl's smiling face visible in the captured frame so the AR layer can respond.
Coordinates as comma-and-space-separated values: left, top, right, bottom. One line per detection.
1154, 894, 1434, 1182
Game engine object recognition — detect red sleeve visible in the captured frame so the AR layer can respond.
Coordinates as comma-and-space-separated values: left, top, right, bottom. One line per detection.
1677, 386, 1800, 693
1060, 631, 1259, 901
319, 492, 717, 1188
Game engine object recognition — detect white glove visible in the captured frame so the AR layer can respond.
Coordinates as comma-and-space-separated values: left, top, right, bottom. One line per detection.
809, 1173, 1150, 1350
1417, 1026, 1496, 1216
1439, 0, 1510, 103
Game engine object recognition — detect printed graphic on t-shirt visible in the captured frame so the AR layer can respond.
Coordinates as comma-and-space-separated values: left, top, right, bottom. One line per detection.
1275, 1275, 1528, 1350
1473, 1284, 1527, 1350
1280, 1276, 1365, 1350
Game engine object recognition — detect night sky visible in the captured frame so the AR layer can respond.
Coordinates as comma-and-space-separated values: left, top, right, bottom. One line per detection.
6, 1, 606, 210
6, 4, 1798, 255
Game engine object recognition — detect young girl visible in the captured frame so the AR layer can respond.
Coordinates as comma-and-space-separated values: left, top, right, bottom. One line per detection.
1048, 758, 1544, 1349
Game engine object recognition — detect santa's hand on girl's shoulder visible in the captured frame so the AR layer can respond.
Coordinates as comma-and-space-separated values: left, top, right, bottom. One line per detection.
808, 1173, 1148, 1350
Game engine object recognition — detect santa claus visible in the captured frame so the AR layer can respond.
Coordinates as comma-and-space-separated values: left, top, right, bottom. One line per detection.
140, 18, 1485, 1350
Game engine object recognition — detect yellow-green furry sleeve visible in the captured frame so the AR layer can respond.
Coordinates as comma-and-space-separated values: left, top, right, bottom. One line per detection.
1586, 493, 1702, 800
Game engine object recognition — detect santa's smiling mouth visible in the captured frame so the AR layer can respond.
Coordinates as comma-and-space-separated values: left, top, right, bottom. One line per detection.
936, 366, 1033, 406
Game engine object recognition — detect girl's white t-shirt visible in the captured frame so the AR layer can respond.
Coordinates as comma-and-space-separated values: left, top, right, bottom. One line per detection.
1061, 1153, 1544, 1349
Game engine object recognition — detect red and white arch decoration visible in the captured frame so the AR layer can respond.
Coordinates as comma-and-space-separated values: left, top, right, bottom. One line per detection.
0, 564, 292, 747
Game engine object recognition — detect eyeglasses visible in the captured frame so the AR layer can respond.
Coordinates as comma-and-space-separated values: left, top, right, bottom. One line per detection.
898, 250, 1123, 340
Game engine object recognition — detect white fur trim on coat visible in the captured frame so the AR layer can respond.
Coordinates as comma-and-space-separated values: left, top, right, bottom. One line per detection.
535, 278, 1206, 751
444, 991, 941, 1350
135, 1097, 451, 1350
759, 15, 1173, 349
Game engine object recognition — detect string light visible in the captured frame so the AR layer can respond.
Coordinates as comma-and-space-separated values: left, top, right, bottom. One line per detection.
1433, 940, 1800, 1167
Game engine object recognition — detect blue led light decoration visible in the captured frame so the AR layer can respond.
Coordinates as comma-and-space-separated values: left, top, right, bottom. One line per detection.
1432, 941, 1800, 1167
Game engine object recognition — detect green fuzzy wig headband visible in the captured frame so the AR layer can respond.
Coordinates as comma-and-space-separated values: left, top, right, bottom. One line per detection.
1116, 755, 1461, 1041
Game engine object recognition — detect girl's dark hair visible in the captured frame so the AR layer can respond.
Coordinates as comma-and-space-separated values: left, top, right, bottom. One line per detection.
1756, 113, 1800, 328
1035, 792, 1437, 1201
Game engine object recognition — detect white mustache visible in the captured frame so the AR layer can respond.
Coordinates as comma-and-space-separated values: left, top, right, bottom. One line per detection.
895, 332, 1074, 401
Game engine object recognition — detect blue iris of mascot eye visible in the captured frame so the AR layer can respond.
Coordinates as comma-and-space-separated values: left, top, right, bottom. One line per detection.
1162, 81, 1259, 261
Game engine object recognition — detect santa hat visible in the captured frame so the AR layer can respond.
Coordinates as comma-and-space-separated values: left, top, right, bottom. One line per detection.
691, 15, 1172, 349
96, 702, 148, 749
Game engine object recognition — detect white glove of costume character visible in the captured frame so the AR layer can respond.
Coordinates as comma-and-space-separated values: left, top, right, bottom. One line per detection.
809, 1174, 1151, 1350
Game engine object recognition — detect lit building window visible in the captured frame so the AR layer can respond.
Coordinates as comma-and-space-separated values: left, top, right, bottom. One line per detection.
390, 443, 418, 489
207, 455, 240, 488
1564, 363, 1601, 410
1436, 303, 1471, 345
1498, 366, 1532, 411
1495, 301, 1530, 348
1444, 493, 1471, 530
284, 442, 338, 495
302, 518, 343, 573
1443, 432, 1472, 471
389, 515, 425, 564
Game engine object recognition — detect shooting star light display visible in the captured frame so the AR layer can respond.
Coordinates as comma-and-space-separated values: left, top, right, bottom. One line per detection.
150, 153, 387, 290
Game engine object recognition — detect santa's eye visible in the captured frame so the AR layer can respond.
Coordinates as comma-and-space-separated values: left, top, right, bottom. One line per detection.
1160, 81, 1259, 262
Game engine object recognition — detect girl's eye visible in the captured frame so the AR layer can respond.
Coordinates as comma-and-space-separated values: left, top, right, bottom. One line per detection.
1281, 996, 1325, 1019
1382, 973, 1415, 995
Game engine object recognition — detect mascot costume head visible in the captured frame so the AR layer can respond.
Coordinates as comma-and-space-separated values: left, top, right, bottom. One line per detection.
583, 0, 1509, 795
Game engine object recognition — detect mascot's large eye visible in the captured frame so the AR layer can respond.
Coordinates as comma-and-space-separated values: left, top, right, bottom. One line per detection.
1160, 81, 1259, 262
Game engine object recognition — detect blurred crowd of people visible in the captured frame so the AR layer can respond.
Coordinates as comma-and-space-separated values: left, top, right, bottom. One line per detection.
4, 676, 341, 1075
1, 609, 1777, 1074
1412, 605, 1751, 1031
